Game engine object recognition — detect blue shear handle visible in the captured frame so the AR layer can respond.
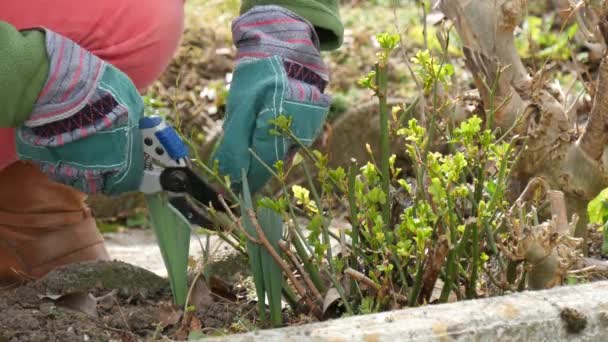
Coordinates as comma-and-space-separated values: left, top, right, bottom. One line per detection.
140, 116, 189, 160
139, 116, 163, 129
155, 127, 188, 160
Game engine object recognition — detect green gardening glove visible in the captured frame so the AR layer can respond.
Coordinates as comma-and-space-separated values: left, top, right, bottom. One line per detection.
14, 28, 144, 195
213, 5, 331, 194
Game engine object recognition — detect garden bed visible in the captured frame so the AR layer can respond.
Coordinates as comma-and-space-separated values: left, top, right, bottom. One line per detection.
6, 1, 608, 341
203, 280, 608, 342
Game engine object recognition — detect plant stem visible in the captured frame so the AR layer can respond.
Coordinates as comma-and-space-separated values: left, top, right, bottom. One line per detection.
375, 59, 409, 292
345, 268, 408, 303
439, 185, 461, 303
246, 209, 323, 318
409, 258, 425, 306
506, 260, 519, 285
375, 62, 391, 234
302, 161, 353, 315
348, 162, 359, 265
517, 271, 527, 292
292, 235, 326, 293
467, 221, 480, 299
302, 162, 333, 263
279, 240, 324, 304
439, 248, 456, 303
282, 283, 299, 311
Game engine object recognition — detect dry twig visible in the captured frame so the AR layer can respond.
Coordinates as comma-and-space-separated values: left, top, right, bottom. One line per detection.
246, 209, 323, 318
278, 239, 324, 304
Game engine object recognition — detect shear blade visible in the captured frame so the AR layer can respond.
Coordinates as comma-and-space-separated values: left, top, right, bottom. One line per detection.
160, 168, 226, 208
168, 196, 216, 229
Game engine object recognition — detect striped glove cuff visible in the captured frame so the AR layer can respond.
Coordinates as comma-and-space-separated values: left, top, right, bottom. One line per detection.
232, 5, 330, 105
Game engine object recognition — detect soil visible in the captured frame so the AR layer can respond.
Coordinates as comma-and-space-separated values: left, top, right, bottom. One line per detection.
0, 261, 259, 342
1, 227, 606, 342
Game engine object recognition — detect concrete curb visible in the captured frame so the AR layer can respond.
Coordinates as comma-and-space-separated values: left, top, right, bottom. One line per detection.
202, 281, 608, 341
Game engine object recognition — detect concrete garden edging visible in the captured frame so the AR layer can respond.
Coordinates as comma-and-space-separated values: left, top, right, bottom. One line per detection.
202, 281, 608, 342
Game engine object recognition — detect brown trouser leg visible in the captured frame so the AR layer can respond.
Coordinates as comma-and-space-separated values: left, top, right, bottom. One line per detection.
0, 161, 109, 286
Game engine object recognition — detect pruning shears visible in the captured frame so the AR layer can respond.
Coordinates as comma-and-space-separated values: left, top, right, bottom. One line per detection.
138, 116, 227, 225
136, 116, 230, 305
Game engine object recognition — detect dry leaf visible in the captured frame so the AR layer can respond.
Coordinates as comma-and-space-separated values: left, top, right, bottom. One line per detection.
189, 276, 213, 310
189, 316, 202, 331
322, 288, 340, 314
96, 290, 118, 310
215, 47, 232, 56
209, 276, 237, 301
426, 11, 446, 26
38, 294, 61, 300
40, 292, 98, 317
158, 302, 183, 328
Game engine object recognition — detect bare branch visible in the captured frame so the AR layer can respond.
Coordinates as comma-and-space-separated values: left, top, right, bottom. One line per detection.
345, 267, 381, 292
548, 190, 571, 236
278, 240, 324, 304
345, 268, 408, 303
246, 209, 323, 318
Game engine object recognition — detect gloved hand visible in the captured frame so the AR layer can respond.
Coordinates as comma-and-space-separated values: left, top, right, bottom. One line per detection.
213, 5, 331, 194
15, 28, 144, 195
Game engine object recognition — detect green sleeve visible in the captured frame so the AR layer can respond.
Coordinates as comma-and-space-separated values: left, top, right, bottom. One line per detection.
240, 0, 343, 51
0, 21, 49, 127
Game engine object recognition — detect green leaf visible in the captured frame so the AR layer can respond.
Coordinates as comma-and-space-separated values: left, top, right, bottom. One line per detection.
241, 170, 285, 327
588, 188, 608, 224
329, 167, 347, 184
240, 169, 267, 323
376, 32, 400, 51
257, 207, 284, 327
126, 212, 149, 228
292, 185, 318, 214
188, 330, 205, 340
258, 197, 288, 213
145, 193, 191, 306
366, 187, 387, 205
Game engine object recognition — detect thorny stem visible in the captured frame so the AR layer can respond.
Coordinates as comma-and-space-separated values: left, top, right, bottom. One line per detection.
248, 146, 343, 245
